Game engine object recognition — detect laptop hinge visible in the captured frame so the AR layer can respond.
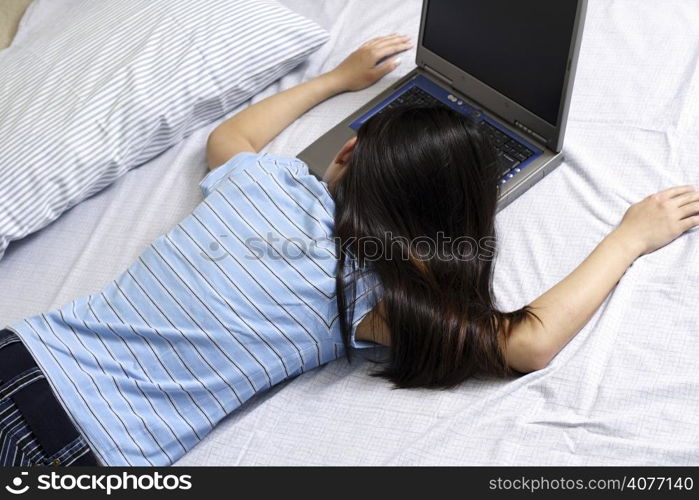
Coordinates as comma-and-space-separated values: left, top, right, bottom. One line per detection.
421, 63, 548, 148
422, 64, 453, 88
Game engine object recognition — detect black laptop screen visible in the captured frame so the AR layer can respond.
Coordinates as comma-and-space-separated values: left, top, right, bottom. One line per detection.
423, 0, 579, 125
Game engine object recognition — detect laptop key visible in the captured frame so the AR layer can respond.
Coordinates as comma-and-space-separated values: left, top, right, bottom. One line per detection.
497, 153, 520, 175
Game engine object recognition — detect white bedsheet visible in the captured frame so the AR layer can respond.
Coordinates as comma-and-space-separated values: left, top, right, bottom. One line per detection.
2, 0, 699, 465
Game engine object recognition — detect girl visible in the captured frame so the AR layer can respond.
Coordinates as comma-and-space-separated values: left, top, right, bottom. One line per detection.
2, 35, 698, 467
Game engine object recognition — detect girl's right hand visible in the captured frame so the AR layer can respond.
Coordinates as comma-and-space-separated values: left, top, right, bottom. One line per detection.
327, 34, 413, 92
613, 186, 699, 257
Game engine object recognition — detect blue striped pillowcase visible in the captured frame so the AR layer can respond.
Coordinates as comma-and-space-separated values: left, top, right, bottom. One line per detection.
0, 0, 329, 260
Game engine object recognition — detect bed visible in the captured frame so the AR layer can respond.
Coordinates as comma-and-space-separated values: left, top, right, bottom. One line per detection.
0, 0, 32, 50
1, 0, 698, 465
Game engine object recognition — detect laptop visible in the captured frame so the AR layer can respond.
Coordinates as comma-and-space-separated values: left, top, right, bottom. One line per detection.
299, 0, 588, 210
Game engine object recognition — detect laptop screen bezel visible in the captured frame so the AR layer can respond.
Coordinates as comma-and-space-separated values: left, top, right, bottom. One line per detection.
416, 0, 587, 152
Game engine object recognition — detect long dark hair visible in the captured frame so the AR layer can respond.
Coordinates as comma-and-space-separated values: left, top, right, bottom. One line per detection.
333, 105, 534, 389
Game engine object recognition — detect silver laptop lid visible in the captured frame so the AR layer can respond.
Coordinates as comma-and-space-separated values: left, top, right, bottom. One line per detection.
416, 0, 587, 152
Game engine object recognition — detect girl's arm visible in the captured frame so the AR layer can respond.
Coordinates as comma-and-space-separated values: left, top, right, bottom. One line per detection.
207, 34, 413, 170
506, 186, 699, 372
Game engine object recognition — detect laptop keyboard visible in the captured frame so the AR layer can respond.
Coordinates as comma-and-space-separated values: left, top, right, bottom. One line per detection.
478, 121, 536, 176
382, 86, 442, 110
375, 86, 536, 179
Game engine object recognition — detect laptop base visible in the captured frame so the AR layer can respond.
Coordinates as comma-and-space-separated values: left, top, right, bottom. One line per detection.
298, 68, 563, 211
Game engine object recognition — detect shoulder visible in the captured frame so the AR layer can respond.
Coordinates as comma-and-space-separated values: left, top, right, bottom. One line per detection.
199, 152, 328, 201
198, 152, 336, 238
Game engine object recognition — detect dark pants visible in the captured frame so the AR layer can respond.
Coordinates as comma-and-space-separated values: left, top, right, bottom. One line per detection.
0, 329, 99, 466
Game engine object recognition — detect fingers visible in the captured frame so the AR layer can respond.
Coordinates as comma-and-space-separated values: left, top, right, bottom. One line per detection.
361, 34, 397, 48
362, 34, 408, 47
372, 56, 402, 78
374, 38, 413, 52
680, 215, 699, 232
373, 35, 412, 49
655, 185, 696, 200
349, 34, 412, 89
371, 41, 413, 63
673, 190, 699, 207
678, 200, 699, 219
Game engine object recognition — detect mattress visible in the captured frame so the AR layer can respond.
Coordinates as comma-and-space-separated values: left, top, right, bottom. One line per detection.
2, 0, 699, 465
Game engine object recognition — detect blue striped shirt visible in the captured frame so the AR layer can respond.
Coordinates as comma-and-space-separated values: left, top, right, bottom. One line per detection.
9, 153, 378, 466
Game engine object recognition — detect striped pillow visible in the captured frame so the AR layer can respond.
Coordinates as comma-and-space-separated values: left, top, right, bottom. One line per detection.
0, 0, 329, 260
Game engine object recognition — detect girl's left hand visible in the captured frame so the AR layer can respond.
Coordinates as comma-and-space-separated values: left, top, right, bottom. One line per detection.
328, 34, 413, 92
